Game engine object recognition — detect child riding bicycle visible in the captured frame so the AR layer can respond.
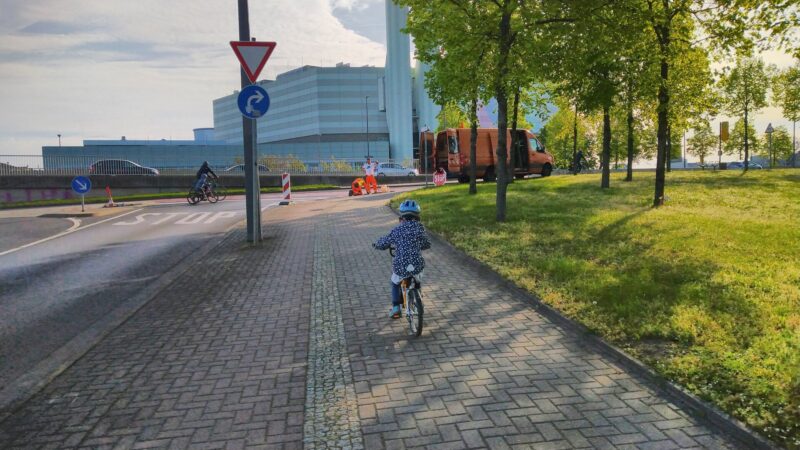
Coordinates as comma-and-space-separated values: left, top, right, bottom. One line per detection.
373, 199, 431, 318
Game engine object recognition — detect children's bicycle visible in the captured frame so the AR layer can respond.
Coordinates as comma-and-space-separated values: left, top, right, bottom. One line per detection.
390, 247, 424, 337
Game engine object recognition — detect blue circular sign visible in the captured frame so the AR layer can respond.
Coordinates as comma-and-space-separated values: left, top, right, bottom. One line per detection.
237, 84, 270, 119
71, 176, 92, 195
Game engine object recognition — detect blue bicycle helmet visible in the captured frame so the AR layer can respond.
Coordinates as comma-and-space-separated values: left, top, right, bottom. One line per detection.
399, 199, 421, 219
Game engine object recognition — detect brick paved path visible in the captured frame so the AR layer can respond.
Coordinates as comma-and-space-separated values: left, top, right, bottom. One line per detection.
0, 195, 746, 449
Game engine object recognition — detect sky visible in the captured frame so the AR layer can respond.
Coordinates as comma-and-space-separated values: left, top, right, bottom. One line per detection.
0, 0, 796, 159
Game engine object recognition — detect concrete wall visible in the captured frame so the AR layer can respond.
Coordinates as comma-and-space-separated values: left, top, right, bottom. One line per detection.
0, 175, 421, 203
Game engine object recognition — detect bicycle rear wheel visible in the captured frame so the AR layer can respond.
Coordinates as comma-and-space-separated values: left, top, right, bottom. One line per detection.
406, 289, 423, 337
187, 190, 200, 205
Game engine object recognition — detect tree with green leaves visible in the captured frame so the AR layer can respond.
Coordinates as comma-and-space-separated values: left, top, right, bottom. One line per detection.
773, 63, 800, 166
761, 126, 794, 165
724, 119, 760, 161
610, 1, 762, 204
687, 121, 717, 165
400, 0, 493, 196
719, 57, 770, 171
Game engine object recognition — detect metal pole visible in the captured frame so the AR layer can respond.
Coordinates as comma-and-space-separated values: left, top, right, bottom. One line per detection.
237, 0, 261, 242
424, 128, 429, 187
58, 134, 61, 147
81, 194, 84, 212
365, 96, 370, 159
769, 133, 773, 168
682, 131, 686, 168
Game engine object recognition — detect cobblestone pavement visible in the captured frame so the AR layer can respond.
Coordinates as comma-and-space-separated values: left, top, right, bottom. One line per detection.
0, 194, 748, 449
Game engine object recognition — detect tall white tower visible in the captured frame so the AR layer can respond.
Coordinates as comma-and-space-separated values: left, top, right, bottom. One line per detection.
384, 2, 413, 162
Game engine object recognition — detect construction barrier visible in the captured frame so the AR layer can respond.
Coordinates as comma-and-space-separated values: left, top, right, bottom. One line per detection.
280, 173, 292, 205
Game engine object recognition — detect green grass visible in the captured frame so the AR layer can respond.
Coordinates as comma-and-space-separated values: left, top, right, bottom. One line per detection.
393, 170, 800, 448
0, 184, 339, 209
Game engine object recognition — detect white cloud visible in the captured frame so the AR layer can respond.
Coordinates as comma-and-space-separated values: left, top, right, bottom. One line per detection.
0, 0, 387, 154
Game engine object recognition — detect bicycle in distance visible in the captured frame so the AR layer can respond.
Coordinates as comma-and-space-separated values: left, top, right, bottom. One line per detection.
187, 177, 227, 205
390, 246, 424, 337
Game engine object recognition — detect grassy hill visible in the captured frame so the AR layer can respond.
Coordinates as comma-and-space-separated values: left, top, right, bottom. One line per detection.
394, 170, 800, 448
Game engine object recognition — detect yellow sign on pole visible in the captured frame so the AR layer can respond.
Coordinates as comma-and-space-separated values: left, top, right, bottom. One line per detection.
720, 121, 729, 142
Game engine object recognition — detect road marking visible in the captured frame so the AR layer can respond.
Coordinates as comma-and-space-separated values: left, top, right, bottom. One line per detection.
175, 212, 211, 225
0, 209, 143, 257
151, 212, 186, 225
66, 218, 81, 232
204, 211, 237, 224
261, 202, 279, 212
112, 213, 161, 226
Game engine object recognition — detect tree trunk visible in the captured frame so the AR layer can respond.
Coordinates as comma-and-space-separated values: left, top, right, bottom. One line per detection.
494, 4, 512, 222
744, 105, 750, 172
654, 56, 669, 207
601, 105, 611, 188
626, 106, 634, 181
793, 120, 796, 168
572, 102, 579, 165
666, 125, 672, 172
469, 96, 478, 195
508, 87, 521, 183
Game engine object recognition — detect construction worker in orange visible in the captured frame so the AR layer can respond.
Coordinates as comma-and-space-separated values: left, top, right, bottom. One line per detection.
362, 156, 378, 194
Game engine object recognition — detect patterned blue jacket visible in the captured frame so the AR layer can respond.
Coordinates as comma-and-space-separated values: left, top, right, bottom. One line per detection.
374, 220, 431, 278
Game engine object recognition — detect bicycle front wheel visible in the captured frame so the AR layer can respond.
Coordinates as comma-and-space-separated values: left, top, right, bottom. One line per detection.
215, 184, 227, 201
406, 289, 423, 337
207, 190, 219, 203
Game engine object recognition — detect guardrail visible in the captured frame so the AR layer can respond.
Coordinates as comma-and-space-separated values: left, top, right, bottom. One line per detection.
0, 155, 420, 177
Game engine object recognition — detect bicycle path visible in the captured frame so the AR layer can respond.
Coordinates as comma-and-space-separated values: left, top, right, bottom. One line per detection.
0, 193, 746, 449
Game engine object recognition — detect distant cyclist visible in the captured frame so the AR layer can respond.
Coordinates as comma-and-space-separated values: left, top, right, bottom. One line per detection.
193, 161, 218, 194
571, 150, 586, 175
373, 199, 431, 319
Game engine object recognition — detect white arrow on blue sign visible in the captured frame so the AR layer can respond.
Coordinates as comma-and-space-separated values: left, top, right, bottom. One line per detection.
237, 84, 270, 119
71, 176, 92, 195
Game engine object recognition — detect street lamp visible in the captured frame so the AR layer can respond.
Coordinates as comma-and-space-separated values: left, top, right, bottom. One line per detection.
765, 123, 774, 168
365, 96, 370, 159
57, 134, 61, 147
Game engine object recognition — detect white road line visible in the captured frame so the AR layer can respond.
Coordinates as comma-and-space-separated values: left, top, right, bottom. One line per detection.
261, 202, 280, 212
66, 218, 81, 232
0, 209, 143, 257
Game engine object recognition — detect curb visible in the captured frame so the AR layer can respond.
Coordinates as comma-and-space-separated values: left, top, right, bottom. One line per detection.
385, 204, 778, 450
0, 218, 248, 425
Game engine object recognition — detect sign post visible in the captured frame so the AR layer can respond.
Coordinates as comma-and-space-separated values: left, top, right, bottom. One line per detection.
71, 176, 91, 212
232, 1, 276, 243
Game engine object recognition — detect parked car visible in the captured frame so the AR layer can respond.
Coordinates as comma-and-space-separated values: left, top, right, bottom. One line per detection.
375, 162, 418, 177
224, 164, 269, 173
728, 161, 762, 169
89, 159, 159, 175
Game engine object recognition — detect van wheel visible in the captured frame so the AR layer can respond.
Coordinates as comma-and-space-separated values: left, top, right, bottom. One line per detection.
515, 174, 526, 180
484, 167, 496, 182
458, 173, 469, 184
541, 164, 552, 177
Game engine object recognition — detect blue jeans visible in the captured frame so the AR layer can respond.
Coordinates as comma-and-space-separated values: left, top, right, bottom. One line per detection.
194, 173, 208, 191
391, 282, 402, 306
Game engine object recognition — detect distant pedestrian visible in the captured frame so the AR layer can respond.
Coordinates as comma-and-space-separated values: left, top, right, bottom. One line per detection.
363, 157, 378, 194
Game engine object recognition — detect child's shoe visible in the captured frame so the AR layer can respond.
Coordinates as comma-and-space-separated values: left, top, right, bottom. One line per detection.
389, 305, 401, 319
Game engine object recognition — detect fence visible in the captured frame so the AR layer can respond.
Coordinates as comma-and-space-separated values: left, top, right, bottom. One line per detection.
0, 155, 420, 177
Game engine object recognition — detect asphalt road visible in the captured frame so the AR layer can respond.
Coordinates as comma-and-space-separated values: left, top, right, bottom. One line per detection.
0, 189, 355, 393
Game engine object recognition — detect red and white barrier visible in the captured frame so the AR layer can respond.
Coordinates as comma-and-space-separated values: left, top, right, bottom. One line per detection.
103, 185, 116, 207
280, 172, 292, 205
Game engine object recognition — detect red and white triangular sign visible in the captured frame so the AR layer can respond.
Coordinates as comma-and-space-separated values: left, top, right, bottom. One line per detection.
230, 41, 276, 83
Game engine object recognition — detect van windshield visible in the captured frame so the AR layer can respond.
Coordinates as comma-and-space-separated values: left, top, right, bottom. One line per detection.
448, 136, 458, 154
530, 138, 545, 153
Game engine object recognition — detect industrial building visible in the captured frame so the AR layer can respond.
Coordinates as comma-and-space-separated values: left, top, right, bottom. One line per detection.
42, 2, 439, 169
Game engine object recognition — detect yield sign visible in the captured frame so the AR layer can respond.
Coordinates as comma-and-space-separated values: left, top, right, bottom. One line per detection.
230, 41, 276, 83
